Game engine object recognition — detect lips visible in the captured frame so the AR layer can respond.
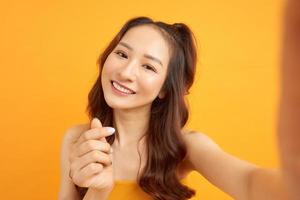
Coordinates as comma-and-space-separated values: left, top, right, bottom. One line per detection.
111, 80, 136, 94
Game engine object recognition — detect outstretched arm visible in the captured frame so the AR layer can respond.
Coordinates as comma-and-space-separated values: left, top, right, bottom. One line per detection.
183, 2, 299, 199
278, 0, 300, 199
184, 132, 290, 200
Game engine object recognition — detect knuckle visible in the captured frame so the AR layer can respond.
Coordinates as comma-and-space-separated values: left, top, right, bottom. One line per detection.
88, 163, 97, 171
101, 153, 109, 161
104, 143, 110, 152
89, 163, 102, 172
100, 153, 109, 163
86, 140, 94, 149
72, 173, 81, 186
70, 165, 78, 175
104, 155, 111, 164
83, 132, 90, 140
82, 181, 89, 188
97, 163, 104, 171
73, 172, 85, 187
92, 151, 100, 159
82, 131, 90, 140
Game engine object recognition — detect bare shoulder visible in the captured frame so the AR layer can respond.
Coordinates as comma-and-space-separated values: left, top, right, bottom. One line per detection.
181, 129, 258, 199
179, 129, 221, 173
182, 129, 220, 149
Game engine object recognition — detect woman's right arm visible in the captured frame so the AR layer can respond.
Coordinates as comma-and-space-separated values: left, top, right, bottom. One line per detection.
83, 187, 113, 200
58, 126, 82, 200
58, 121, 115, 200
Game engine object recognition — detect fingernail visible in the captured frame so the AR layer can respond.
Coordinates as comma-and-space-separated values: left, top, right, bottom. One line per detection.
105, 127, 115, 134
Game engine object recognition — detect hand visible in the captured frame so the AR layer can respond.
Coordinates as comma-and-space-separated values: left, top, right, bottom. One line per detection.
69, 118, 115, 190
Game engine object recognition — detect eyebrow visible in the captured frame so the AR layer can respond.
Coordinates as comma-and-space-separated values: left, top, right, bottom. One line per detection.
118, 42, 163, 67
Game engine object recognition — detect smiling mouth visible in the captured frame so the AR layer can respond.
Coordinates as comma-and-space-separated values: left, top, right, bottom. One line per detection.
111, 81, 136, 94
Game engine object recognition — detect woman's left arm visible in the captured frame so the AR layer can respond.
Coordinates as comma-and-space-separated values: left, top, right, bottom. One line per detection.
277, 0, 300, 199
246, 1, 300, 199
184, 133, 290, 200
185, 1, 299, 199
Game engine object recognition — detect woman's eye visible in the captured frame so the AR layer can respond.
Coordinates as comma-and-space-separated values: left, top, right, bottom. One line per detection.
143, 64, 156, 72
115, 51, 127, 58
114, 51, 156, 73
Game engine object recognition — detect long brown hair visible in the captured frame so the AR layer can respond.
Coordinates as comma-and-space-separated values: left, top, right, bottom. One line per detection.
77, 16, 198, 200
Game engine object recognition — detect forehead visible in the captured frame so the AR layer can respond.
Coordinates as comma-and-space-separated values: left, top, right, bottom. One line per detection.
118, 25, 171, 67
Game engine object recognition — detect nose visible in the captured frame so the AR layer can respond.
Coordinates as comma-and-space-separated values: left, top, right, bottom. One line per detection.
117, 59, 138, 81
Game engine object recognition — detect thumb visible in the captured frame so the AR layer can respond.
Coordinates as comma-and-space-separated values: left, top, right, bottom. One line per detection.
91, 117, 102, 129
91, 117, 111, 143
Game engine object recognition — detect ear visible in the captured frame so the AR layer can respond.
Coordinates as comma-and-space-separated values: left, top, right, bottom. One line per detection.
158, 91, 165, 99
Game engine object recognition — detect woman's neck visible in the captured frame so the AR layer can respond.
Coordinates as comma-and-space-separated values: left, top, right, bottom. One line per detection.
112, 106, 150, 149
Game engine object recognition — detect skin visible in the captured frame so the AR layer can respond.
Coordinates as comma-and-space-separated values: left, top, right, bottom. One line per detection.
100, 25, 170, 148
277, 0, 300, 199
58, 25, 172, 200
59, 4, 299, 199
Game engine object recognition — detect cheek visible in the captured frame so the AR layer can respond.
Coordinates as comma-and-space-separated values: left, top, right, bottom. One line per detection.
139, 76, 165, 94
103, 56, 118, 74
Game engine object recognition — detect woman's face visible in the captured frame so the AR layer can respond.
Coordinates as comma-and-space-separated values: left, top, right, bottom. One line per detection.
101, 25, 170, 110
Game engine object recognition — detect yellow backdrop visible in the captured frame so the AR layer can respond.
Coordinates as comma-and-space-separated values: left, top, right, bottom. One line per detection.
0, 0, 283, 199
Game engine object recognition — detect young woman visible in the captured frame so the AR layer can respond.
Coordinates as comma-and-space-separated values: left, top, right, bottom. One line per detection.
58, 1, 299, 199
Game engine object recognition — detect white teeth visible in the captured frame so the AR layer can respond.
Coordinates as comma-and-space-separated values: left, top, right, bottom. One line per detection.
112, 81, 134, 94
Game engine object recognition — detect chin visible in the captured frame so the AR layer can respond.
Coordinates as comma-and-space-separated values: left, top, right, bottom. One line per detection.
106, 98, 152, 111
103, 95, 133, 109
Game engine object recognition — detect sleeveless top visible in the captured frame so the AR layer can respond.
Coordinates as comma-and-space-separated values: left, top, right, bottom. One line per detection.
75, 177, 197, 199
108, 177, 197, 200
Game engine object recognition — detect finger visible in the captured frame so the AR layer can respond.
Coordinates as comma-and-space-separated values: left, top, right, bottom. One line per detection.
75, 127, 115, 145
73, 163, 104, 186
76, 150, 112, 170
76, 139, 111, 157
90, 118, 113, 143
80, 162, 103, 178
91, 117, 102, 129
90, 117, 106, 143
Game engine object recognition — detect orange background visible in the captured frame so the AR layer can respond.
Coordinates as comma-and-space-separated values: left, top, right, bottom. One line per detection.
0, 0, 283, 199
